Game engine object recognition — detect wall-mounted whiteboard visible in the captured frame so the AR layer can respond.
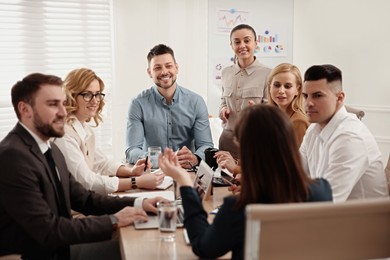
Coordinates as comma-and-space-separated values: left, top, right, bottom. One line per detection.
207, 0, 294, 116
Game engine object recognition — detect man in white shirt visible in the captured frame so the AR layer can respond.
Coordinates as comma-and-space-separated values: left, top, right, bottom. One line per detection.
300, 64, 388, 202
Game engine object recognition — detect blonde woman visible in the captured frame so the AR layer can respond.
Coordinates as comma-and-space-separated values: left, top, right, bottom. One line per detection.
55, 68, 164, 194
268, 63, 309, 145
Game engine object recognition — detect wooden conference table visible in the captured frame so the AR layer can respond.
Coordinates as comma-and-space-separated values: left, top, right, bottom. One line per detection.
117, 174, 231, 260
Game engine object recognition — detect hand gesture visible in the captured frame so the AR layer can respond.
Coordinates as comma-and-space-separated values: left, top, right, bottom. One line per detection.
114, 206, 148, 228
131, 158, 150, 176
176, 146, 198, 169
142, 197, 166, 214
137, 171, 165, 190
219, 107, 230, 123
227, 174, 241, 195
215, 150, 236, 173
158, 148, 193, 186
247, 99, 256, 106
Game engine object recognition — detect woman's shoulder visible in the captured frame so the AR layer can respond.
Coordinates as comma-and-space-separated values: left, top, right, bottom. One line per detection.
291, 111, 309, 123
223, 195, 238, 205
307, 178, 333, 202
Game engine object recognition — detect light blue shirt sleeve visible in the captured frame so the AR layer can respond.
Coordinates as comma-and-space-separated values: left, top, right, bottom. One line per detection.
125, 86, 213, 164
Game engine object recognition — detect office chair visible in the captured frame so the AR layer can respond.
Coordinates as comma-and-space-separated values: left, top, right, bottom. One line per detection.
245, 198, 390, 260
385, 154, 390, 195
345, 105, 365, 120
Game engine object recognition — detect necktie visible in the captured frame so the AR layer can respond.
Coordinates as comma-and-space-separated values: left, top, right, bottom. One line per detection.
44, 148, 69, 218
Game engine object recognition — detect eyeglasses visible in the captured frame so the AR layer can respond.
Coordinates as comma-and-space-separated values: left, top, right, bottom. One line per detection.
78, 92, 105, 102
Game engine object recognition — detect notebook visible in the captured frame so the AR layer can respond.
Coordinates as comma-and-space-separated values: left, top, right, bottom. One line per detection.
133, 160, 214, 229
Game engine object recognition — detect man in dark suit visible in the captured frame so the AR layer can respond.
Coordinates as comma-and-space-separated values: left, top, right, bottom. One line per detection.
0, 73, 160, 259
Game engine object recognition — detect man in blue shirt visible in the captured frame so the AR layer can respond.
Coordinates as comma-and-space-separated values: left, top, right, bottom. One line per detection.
126, 44, 213, 169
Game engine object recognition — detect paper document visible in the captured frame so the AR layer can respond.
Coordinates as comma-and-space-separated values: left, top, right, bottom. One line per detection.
117, 190, 175, 201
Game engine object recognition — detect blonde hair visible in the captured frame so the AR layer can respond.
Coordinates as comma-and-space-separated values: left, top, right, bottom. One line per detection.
267, 63, 305, 115
63, 68, 105, 126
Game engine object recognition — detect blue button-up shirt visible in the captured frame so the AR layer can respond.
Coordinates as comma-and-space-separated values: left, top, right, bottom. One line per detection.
125, 85, 214, 164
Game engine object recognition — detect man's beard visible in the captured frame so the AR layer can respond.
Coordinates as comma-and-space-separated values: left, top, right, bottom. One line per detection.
156, 76, 177, 89
33, 109, 65, 138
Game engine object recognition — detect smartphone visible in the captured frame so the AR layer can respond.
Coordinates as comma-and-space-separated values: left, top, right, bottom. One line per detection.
221, 174, 239, 186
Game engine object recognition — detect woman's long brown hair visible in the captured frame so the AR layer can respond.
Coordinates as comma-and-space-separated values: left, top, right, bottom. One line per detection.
234, 105, 312, 209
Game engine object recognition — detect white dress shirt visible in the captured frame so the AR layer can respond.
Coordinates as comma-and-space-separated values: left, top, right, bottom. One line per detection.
300, 106, 388, 202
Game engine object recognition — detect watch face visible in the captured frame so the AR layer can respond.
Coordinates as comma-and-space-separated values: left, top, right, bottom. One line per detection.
131, 177, 137, 189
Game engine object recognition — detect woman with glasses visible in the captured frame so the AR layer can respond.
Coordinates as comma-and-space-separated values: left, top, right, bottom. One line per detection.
55, 68, 164, 194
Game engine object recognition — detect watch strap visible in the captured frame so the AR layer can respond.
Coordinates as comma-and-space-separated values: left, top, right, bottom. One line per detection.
131, 177, 137, 189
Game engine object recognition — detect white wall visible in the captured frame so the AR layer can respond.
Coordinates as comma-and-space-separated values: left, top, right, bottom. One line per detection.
113, 0, 390, 165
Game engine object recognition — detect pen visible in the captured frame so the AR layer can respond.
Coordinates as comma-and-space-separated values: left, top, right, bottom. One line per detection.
144, 155, 148, 172
175, 147, 180, 155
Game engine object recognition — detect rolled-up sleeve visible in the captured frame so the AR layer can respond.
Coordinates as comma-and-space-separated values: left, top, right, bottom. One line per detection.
193, 96, 214, 160
126, 99, 148, 164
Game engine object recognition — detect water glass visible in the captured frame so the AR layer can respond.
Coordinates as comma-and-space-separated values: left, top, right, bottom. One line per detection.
158, 201, 177, 242
148, 146, 161, 169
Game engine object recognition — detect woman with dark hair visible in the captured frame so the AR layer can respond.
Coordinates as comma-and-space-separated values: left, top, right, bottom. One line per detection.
159, 105, 332, 260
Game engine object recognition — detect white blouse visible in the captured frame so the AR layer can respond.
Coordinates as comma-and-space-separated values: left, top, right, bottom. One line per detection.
54, 116, 121, 194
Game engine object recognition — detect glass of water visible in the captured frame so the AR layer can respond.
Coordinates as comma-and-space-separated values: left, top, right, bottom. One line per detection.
158, 200, 177, 242
148, 146, 161, 169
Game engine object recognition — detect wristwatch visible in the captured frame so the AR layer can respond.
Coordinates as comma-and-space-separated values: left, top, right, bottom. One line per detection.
109, 214, 118, 231
131, 177, 137, 189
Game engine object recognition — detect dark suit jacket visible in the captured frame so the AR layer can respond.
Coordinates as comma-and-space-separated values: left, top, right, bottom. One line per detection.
0, 123, 135, 259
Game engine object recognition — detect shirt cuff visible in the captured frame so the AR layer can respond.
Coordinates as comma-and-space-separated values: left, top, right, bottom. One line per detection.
134, 197, 144, 209
194, 154, 202, 166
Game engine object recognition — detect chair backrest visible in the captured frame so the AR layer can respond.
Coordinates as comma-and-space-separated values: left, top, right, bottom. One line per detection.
385, 154, 390, 195
245, 198, 390, 260
345, 105, 365, 120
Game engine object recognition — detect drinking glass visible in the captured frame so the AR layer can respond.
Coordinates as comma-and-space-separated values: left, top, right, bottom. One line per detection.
148, 146, 161, 169
158, 201, 177, 242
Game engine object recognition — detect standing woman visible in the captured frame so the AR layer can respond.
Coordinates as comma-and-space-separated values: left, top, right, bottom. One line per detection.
55, 68, 164, 194
159, 105, 332, 260
268, 63, 309, 145
219, 24, 271, 159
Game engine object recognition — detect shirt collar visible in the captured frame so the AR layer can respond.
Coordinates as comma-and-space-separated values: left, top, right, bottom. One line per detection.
19, 122, 50, 154
317, 105, 348, 141
68, 115, 89, 141
233, 57, 259, 75
153, 85, 181, 104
